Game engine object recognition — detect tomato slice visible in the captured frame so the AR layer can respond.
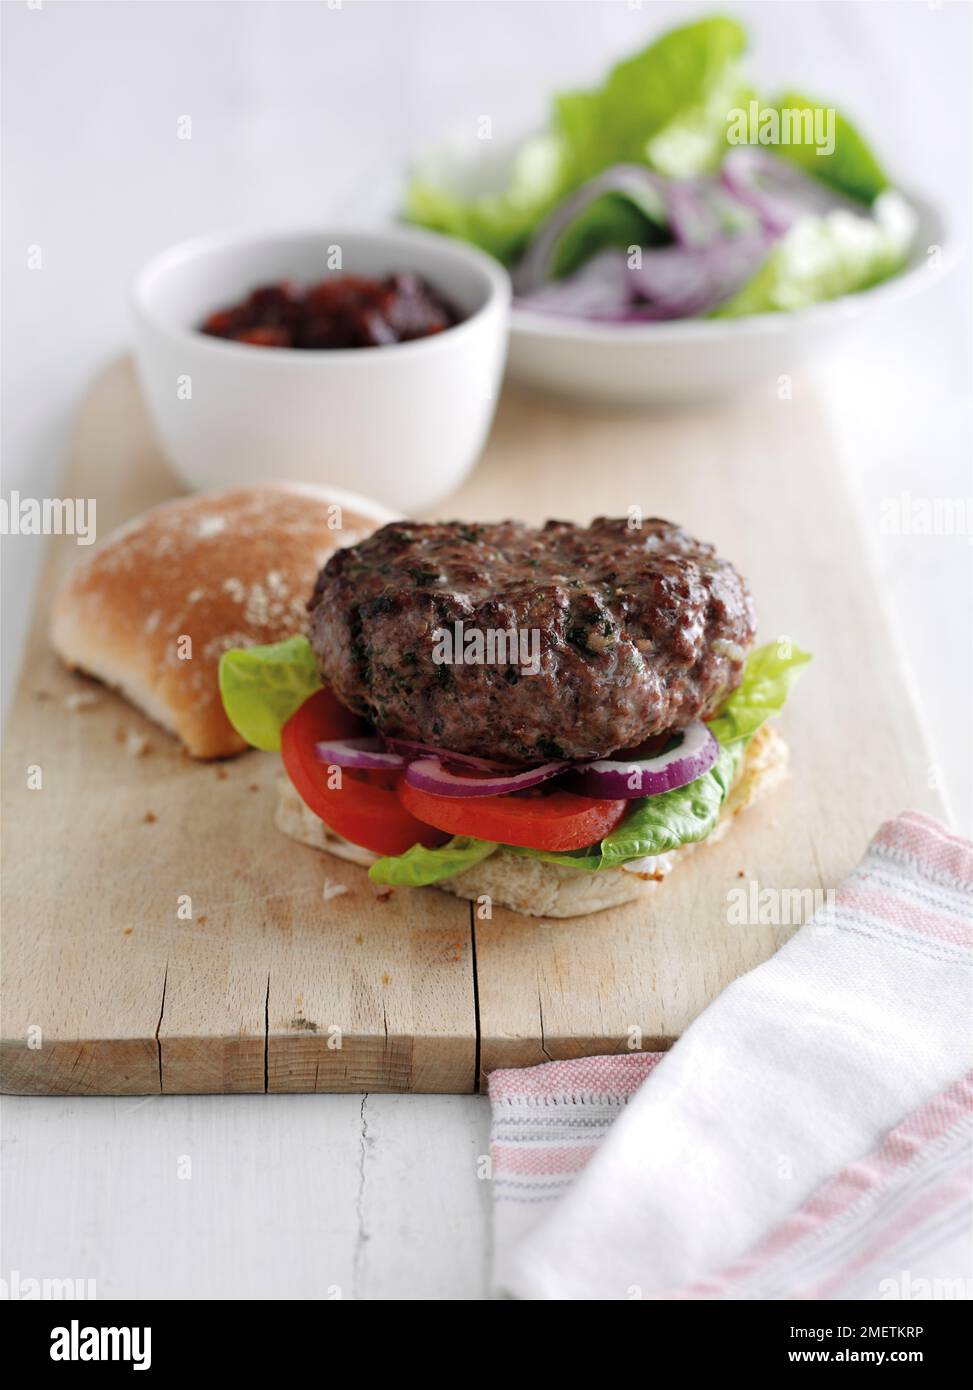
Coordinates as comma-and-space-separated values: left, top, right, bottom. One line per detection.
397, 779, 628, 852
281, 690, 448, 856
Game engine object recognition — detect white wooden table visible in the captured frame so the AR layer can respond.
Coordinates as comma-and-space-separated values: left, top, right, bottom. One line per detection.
3, 1094, 493, 1300
2, 1, 969, 1300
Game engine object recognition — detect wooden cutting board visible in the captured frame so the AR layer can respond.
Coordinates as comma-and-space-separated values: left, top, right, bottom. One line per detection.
1, 359, 945, 1095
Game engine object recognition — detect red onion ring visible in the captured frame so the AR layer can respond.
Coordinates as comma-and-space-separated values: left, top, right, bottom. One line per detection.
720, 148, 868, 237
315, 737, 406, 771
403, 756, 568, 799
564, 721, 718, 799
383, 737, 516, 773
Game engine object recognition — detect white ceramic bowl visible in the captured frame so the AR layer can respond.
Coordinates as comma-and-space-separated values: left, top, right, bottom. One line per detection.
507, 190, 951, 407
131, 226, 510, 510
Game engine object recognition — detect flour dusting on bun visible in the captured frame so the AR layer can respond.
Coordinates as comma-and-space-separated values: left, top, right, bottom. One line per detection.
51, 483, 394, 758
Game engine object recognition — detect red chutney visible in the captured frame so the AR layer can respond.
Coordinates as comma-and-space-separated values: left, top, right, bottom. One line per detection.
200, 273, 461, 349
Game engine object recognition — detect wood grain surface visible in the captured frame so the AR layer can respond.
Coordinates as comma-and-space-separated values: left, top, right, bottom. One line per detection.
0, 360, 945, 1095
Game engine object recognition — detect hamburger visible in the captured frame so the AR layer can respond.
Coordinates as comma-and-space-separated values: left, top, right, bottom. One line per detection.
220, 517, 810, 917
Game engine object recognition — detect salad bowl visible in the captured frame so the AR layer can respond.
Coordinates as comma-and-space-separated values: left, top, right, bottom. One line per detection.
405, 14, 952, 406
505, 188, 948, 406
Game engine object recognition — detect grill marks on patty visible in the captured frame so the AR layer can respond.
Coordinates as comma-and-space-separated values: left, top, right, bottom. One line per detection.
307, 518, 756, 763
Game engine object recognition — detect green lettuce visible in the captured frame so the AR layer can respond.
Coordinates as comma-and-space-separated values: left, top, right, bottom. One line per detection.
641, 66, 756, 181
218, 635, 322, 752
554, 15, 749, 182
714, 190, 916, 317
369, 836, 500, 887
405, 17, 912, 316
405, 132, 567, 266
368, 640, 811, 886
508, 742, 744, 873
766, 92, 889, 204
405, 15, 749, 265
548, 193, 666, 279
707, 639, 812, 743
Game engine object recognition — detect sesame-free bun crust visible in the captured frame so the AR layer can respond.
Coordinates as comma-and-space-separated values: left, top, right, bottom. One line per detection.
50, 483, 395, 758
274, 724, 789, 918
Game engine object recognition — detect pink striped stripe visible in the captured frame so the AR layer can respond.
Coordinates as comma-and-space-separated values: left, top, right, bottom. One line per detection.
873, 813, 973, 884
796, 1165, 970, 1300
492, 1144, 597, 1176
665, 1072, 973, 1299
900, 809, 972, 847
489, 1051, 661, 1101
836, 884, 972, 946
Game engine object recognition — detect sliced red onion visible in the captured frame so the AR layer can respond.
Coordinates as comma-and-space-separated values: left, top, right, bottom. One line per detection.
511, 160, 789, 322
626, 240, 764, 318
664, 180, 717, 248
626, 249, 717, 316
315, 737, 405, 771
517, 232, 771, 322
512, 165, 668, 295
383, 736, 514, 772
512, 163, 764, 296
720, 149, 868, 236
666, 178, 763, 248
515, 251, 634, 319
404, 756, 568, 799
565, 720, 718, 799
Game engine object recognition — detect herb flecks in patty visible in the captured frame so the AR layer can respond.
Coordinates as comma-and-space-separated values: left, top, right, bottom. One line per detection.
308, 518, 755, 764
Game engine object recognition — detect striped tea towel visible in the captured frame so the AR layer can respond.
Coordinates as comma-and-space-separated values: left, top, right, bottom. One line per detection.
489, 811, 973, 1300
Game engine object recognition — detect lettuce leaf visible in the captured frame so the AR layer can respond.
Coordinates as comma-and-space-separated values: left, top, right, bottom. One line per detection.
405, 16, 749, 264
766, 92, 889, 204
365, 640, 811, 886
548, 193, 665, 280
405, 133, 567, 266
218, 635, 322, 752
508, 741, 745, 872
643, 68, 755, 181
713, 190, 915, 317
555, 16, 748, 181
707, 639, 812, 743
369, 836, 500, 887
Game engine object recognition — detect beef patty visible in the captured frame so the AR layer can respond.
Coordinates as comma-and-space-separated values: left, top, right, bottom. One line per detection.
307, 518, 756, 764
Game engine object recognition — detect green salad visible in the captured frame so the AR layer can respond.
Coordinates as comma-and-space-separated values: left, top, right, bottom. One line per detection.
405, 15, 915, 320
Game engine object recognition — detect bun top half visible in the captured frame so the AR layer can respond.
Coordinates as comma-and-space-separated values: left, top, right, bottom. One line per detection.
51, 483, 391, 758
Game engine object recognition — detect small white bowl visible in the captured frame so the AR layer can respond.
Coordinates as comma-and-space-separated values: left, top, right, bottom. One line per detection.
507, 189, 951, 407
131, 226, 510, 510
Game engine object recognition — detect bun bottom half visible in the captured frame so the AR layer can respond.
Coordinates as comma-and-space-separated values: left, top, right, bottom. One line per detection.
274, 724, 789, 919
